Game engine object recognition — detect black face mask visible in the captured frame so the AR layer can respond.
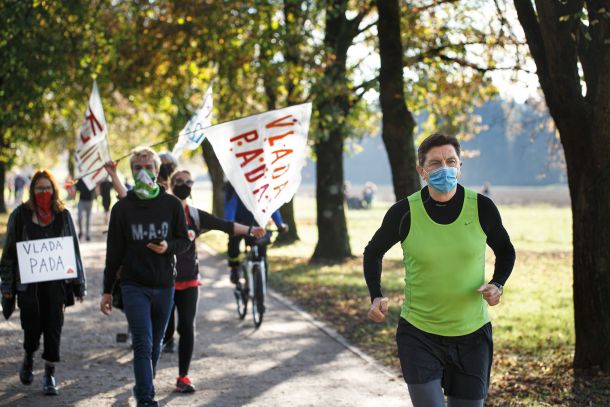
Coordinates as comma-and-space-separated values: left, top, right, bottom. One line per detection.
173, 185, 191, 200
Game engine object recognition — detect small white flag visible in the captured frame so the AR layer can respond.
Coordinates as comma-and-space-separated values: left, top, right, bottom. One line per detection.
205, 103, 312, 227
75, 81, 110, 190
172, 86, 213, 157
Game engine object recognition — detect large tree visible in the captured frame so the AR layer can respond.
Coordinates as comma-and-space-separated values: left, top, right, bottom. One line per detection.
514, 0, 610, 371
376, 0, 420, 200
311, 1, 374, 261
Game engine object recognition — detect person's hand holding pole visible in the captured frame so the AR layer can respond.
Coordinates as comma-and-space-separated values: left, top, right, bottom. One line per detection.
368, 297, 389, 323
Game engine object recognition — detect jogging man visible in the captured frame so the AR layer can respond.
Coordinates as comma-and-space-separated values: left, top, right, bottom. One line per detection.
364, 133, 515, 407
100, 147, 190, 407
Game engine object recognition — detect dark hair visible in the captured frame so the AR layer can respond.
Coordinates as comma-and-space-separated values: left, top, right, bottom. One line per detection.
417, 133, 461, 167
26, 169, 65, 213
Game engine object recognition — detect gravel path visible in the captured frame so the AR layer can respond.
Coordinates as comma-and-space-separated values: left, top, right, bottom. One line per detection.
0, 213, 410, 406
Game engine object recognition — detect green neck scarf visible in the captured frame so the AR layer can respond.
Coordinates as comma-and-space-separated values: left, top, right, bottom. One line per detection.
133, 168, 160, 200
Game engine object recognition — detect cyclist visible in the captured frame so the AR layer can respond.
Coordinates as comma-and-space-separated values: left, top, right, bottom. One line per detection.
224, 182, 288, 284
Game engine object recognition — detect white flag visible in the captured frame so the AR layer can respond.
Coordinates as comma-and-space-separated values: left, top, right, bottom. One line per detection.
172, 86, 213, 157
205, 103, 312, 227
75, 81, 110, 190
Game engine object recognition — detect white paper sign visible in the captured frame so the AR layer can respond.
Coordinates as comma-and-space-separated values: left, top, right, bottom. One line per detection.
75, 80, 110, 190
17, 237, 78, 284
172, 86, 214, 157
204, 103, 312, 227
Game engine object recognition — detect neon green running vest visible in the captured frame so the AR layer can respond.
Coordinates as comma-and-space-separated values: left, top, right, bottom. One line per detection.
400, 188, 489, 336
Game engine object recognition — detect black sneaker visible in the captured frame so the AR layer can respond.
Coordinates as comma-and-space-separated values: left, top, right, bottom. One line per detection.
230, 268, 239, 284
174, 376, 195, 393
19, 354, 33, 385
42, 365, 58, 396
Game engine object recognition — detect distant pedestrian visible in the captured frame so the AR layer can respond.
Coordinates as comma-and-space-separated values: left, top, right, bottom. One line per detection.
75, 179, 95, 241
0, 169, 86, 396
14, 173, 27, 205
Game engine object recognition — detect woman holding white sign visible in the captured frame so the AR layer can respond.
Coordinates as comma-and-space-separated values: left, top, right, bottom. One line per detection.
0, 169, 86, 396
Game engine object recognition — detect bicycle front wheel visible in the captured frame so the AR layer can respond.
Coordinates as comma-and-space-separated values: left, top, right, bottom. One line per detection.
251, 264, 265, 327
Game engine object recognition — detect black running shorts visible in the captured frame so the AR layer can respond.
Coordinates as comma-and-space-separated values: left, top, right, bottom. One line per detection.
396, 318, 493, 400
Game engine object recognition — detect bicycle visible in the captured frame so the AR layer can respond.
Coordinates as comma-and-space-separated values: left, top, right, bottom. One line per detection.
233, 232, 274, 328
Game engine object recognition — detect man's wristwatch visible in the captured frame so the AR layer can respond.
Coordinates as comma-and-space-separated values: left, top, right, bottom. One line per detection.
490, 281, 504, 295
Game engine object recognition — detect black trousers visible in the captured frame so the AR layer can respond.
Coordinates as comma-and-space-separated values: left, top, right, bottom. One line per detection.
18, 281, 65, 362
163, 286, 199, 376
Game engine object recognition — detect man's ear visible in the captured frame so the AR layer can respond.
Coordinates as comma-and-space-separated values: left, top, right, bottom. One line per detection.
416, 165, 426, 179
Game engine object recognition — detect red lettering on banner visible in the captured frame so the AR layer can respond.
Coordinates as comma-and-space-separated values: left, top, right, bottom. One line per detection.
268, 130, 294, 147
273, 181, 289, 198
245, 164, 266, 183
253, 184, 269, 202
236, 149, 264, 167
265, 115, 295, 129
271, 149, 293, 165
80, 107, 103, 144
230, 129, 259, 144
272, 165, 290, 180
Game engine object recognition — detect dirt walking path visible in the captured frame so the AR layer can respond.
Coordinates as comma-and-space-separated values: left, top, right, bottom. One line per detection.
0, 209, 410, 406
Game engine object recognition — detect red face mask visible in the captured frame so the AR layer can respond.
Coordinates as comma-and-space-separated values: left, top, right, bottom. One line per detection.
34, 191, 53, 224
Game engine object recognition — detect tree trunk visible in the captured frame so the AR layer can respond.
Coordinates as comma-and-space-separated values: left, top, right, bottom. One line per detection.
514, 0, 610, 371
377, 0, 420, 200
0, 161, 6, 214
567, 148, 610, 371
201, 139, 224, 217
312, 128, 351, 260
311, 0, 363, 261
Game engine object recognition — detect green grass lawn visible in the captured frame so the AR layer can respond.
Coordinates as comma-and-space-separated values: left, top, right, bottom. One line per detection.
202, 195, 608, 406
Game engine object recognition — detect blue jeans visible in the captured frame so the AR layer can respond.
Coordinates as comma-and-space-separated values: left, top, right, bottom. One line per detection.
121, 283, 174, 404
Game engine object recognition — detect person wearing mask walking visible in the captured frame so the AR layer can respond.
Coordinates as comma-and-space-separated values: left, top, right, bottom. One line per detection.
161, 170, 264, 393
0, 170, 86, 396
99, 147, 190, 407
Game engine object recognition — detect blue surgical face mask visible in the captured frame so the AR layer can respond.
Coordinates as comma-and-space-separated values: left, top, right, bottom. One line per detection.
426, 166, 458, 193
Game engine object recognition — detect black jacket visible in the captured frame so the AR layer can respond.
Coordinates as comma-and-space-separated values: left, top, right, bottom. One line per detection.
175, 206, 233, 282
103, 189, 190, 293
0, 204, 86, 307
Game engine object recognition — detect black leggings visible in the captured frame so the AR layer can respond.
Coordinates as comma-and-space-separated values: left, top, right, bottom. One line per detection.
163, 286, 199, 376
18, 281, 65, 362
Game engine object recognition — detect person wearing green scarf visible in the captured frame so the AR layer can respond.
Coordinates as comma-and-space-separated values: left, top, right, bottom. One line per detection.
100, 147, 190, 407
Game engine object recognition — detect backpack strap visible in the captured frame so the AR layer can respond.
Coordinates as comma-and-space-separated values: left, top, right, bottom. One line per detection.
188, 205, 201, 233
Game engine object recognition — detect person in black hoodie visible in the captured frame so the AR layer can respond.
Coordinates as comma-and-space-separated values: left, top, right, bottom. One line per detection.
162, 170, 264, 393
0, 169, 86, 396
99, 147, 190, 407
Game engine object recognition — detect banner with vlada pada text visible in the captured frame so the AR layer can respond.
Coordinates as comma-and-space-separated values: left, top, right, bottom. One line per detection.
16, 237, 78, 284
204, 103, 312, 227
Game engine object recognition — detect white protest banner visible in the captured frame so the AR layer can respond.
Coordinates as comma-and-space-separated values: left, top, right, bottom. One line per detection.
75, 80, 110, 190
205, 103, 312, 227
172, 85, 213, 157
17, 237, 78, 284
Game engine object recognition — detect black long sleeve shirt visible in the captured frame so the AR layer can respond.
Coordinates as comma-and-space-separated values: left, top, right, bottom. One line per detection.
103, 189, 190, 293
363, 185, 515, 302
175, 207, 234, 282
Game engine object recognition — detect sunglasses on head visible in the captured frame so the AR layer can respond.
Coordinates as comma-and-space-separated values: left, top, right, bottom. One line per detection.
173, 179, 194, 187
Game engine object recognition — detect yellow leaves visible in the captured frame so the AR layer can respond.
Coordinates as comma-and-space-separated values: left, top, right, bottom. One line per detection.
177, 17, 185, 25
